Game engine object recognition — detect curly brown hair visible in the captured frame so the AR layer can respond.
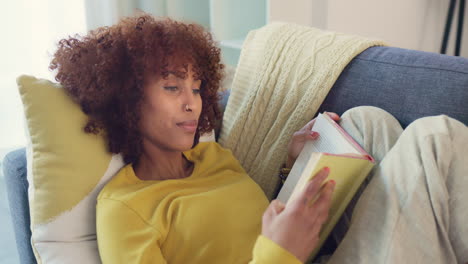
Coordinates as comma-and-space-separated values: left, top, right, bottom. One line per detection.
50, 14, 224, 164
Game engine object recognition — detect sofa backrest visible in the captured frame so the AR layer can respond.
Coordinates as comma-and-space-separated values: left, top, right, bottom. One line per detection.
317, 46, 468, 127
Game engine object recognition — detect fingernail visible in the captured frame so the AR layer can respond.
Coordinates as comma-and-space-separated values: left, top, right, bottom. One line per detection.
324, 167, 330, 173
310, 131, 319, 137
330, 180, 336, 185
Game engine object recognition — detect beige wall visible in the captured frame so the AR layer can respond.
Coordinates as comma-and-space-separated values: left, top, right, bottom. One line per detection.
269, 0, 468, 57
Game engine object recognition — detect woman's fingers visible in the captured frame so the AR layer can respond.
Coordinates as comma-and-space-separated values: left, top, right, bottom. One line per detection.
302, 112, 340, 131
302, 119, 316, 131
309, 180, 335, 224
262, 204, 275, 225
324, 111, 340, 121
298, 112, 340, 138
263, 200, 286, 222
292, 130, 319, 143
292, 167, 330, 210
299, 112, 340, 132
271, 199, 286, 214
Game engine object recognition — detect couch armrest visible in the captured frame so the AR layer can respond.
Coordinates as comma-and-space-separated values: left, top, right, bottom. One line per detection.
3, 148, 37, 264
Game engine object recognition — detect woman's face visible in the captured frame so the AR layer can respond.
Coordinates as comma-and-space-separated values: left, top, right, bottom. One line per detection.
139, 65, 202, 153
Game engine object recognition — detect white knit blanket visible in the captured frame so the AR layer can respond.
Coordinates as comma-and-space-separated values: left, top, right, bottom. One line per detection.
219, 23, 385, 199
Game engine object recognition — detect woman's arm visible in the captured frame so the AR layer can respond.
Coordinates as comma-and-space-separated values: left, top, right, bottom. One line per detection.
249, 235, 303, 263
251, 113, 339, 263
96, 198, 167, 264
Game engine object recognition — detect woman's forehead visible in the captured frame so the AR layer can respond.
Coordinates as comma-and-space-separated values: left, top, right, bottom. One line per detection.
166, 62, 195, 72
164, 63, 201, 79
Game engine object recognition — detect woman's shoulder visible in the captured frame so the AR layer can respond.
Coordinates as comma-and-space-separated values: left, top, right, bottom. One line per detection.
97, 164, 139, 201
98, 142, 243, 201
185, 142, 241, 167
185, 141, 234, 161
187, 141, 247, 176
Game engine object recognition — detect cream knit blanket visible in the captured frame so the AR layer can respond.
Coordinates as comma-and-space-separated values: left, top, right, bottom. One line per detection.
219, 23, 385, 199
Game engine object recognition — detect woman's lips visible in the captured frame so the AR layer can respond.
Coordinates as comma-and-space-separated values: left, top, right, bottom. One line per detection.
176, 120, 198, 133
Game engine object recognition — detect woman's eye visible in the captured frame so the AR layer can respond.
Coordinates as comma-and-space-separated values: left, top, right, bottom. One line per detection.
192, 89, 201, 95
164, 86, 178, 92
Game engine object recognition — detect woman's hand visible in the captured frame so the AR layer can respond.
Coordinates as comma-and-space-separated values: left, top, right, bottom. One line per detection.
262, 167, 335, 262
286, 112, 340, 168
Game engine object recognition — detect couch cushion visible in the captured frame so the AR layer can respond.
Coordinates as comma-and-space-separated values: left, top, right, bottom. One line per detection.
17, 75, 125, 264
318, 46, 468, 127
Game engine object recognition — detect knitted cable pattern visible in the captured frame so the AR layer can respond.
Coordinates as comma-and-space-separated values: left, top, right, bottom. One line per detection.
219, 23, 385, 199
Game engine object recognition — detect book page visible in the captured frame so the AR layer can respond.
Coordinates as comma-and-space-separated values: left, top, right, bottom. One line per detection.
308, 113, 359, 154
277, 152, 320, 203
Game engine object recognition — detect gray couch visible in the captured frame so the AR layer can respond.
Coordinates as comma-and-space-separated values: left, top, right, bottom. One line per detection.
3, 46, 468, 264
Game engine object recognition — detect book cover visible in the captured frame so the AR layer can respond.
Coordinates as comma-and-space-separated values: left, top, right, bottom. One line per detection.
277, 113, 375, 261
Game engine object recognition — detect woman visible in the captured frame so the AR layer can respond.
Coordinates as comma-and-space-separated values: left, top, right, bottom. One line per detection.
51, 14, 468, 264
50, 14, 335, 263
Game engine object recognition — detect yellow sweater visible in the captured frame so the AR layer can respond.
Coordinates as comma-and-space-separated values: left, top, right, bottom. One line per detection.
96, 142, 301, 263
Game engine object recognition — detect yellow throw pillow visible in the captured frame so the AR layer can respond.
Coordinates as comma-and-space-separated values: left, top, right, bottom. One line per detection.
18, 75, 124, 264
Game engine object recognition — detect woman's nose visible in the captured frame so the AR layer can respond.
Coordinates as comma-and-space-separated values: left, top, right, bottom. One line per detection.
181, 87, 195, 102
180, 86, 199, 111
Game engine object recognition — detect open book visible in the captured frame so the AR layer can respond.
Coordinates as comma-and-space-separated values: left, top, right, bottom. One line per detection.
277, 113, 375, 261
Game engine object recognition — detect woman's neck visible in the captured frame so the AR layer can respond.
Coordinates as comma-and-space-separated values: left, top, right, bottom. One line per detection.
134, 143, 194, 181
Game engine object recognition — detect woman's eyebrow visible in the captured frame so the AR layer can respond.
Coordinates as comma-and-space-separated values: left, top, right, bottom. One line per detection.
166, 70, 200, 82
167, 70, 187, 74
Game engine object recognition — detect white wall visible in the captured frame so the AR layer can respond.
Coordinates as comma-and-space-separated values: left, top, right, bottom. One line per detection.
0, 0, 86, 149
270, 0, 315, 26
269, 0, 468, 58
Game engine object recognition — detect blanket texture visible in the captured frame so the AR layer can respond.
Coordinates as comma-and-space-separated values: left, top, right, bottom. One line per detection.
219, 23, 385, 199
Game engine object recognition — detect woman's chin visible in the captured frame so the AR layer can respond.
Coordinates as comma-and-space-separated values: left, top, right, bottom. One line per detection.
178, 137, 196, 150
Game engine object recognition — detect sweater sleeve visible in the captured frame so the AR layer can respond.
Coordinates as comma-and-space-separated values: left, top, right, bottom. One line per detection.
96, 198, 167, 264
249, 235, 303, 264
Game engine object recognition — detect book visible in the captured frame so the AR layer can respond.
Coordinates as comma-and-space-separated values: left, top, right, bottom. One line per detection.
277, 113, 375, 261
